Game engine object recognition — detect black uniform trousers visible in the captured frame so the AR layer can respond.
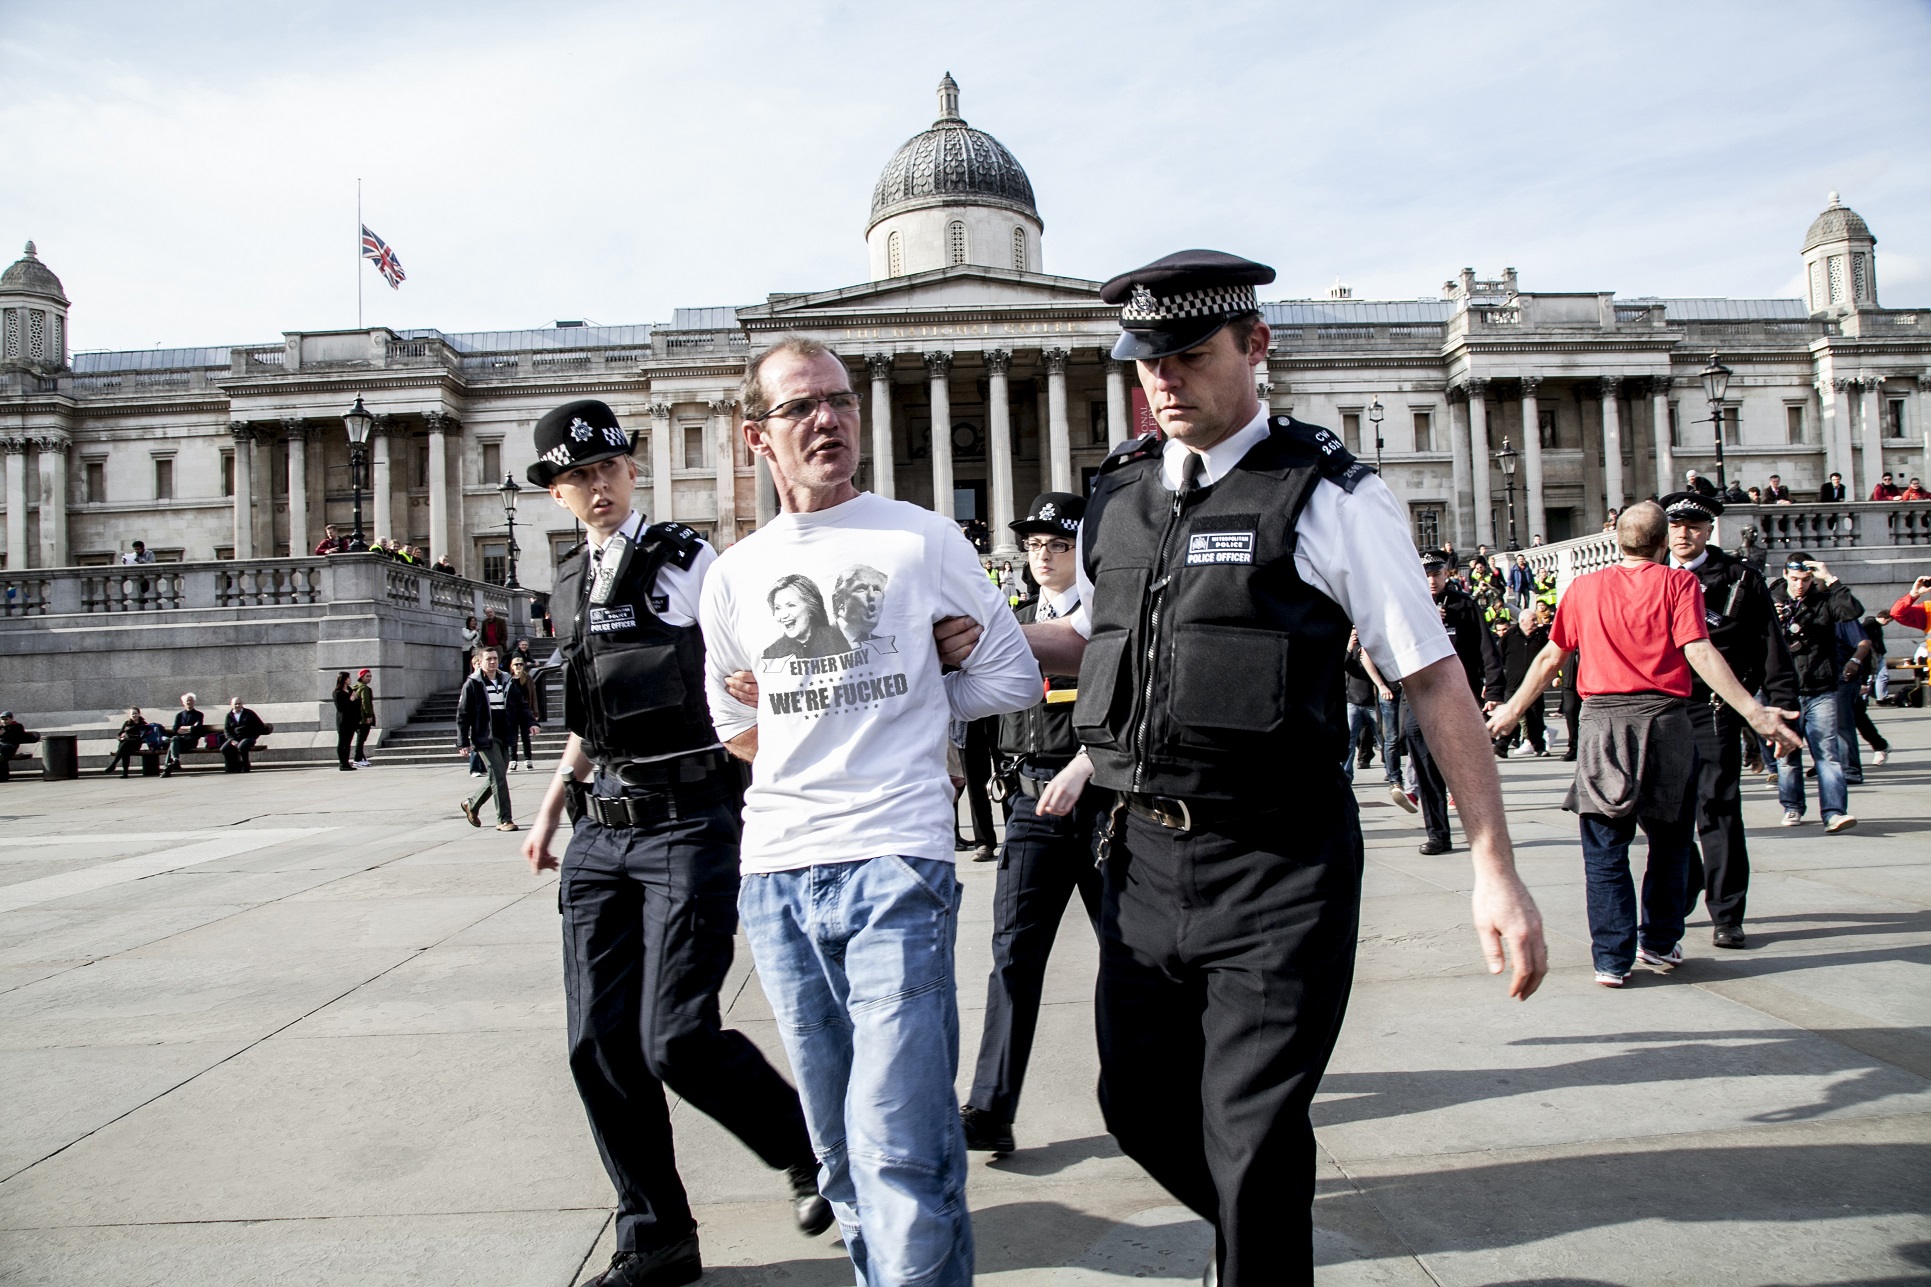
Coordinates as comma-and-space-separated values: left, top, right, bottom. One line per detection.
1687, 701, 1750, 928
1402, 703, 1452, 847
967, 783, 1106, 1123
960, 717, 1000, 849
1097, 793, 1364, 1287
560, 798, 814, 1253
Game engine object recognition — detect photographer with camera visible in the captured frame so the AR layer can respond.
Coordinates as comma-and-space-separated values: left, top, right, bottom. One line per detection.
1769, 554, 1864, 831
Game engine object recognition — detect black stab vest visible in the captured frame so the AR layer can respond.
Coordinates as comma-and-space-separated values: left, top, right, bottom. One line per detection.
556, 525, 717, 760
996, 598, 1080, 766
1073, 418, 1359, 801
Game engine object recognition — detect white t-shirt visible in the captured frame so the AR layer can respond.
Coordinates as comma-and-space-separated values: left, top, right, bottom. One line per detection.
700, 491, 1041, 874
1072, 408, 1453, 682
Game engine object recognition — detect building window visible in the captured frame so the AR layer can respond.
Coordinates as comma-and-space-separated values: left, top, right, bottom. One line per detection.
683, 425, 706, 469
84, 460, 106, 503
1852, 253, 1868, 303
1720, 405, 1741, 446
1412, 410, 1434, 453
551, 534, 582, 565
1012, 226, 1026, 271
220, 451, 234, 497
481, 442, 502, 484
28, 309, 45, 360
1, 309, 16, 359
52, 315, 61, 359
1088, 400, 1109, 445
1411, 505, 1442, 549
1889, 397, 1908, 439
947, 221, 967, 266
887, 230, 903, 277
1341, 411, 1361, 453
414, 439, 431, 490
1668, 402, 1681, 448
153, 457, 174, 501
1538, 408, 1557, 449
1786, 404, 1806, 444
1828, 255, 1845, 305
480, 540, 508, 586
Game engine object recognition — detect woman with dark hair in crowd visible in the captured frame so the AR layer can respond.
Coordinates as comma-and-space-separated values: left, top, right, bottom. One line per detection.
460, 615, 480, 680
105, 707, 150, 777
508, 656, 540, 772
331, 673, 359, 771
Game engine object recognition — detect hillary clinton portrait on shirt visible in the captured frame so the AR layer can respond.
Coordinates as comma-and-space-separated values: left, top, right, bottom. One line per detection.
762, 573, 854, 661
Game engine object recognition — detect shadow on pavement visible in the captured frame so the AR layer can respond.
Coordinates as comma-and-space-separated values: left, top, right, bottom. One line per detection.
982, 1132, 1121, 1176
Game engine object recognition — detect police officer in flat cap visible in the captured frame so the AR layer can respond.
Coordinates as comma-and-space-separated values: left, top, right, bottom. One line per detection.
961, 492, 1108, 1158
1020, 250, 1548, 1286
1409, 547, 1505, 855
519, 399, 829, 1287
1662, 489, 1798, 949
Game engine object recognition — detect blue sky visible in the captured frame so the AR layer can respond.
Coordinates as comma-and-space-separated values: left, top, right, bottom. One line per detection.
4, 0, 1928, 353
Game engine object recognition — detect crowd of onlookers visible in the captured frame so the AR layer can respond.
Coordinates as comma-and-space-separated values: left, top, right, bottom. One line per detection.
93, 694, 276, 777
312, 524, 459, 573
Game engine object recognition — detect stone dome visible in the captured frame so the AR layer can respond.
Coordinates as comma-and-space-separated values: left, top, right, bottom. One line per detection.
868, 74, 1039, 233
1802, 193, 1873, 253
1, 242, 67, 303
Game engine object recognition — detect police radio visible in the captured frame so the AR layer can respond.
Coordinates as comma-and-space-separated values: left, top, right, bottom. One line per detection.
590, 532, 629, 605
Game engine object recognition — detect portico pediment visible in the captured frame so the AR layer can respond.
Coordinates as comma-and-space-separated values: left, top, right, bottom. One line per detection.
740, 264, 1108, 326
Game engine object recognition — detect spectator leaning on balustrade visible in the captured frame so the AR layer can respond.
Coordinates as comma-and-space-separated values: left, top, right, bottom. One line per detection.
1819, 472, 1847, 502
1487, 502, 1801, 988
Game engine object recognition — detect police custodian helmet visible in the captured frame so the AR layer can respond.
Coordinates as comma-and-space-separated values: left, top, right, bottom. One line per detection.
1101, 249, 1277, 361
527, 399, 635, 487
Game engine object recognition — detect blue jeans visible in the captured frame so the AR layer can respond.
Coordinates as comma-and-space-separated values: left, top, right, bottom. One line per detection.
1578, 811, 1694, 975
1342, 702, 1378, 783
739, 856, 973, 1287
1776, 692, 1849, 820
1377, 695, 1402, 784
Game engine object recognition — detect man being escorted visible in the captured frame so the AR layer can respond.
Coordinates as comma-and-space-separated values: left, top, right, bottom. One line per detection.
1489, 503, 1800, 987
962, 492, 1108, 1157
519, 400, 828, 1287
701, 339, 1041, 1287
1661, 491, 1798, 948
1022, 251, 1547, 1286
1407, 548, 1504, 851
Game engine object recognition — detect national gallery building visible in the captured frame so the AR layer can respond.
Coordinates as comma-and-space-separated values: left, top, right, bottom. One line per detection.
4, 76, 1928, 597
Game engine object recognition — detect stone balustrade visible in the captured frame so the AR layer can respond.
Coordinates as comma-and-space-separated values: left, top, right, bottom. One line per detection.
2, 554, 511, 620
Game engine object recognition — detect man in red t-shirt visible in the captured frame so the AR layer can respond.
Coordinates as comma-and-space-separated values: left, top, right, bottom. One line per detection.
1489, 503, 1799, 987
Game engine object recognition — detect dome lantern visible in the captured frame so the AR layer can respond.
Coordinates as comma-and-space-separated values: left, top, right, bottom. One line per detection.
1801, 192, 1877, 315
0, 241, 70, 372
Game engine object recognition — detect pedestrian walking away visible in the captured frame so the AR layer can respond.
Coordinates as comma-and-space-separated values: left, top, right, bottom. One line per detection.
518, 399, 829, 1287
701, 339, 1041, 1287
1661, 490, 1799, 949
1769, 553, 1864, 830
962, 491, 1109, 1158
456, 648, 537, 831
1489, 502, 1801, 987
1020, 249, 1547, 1287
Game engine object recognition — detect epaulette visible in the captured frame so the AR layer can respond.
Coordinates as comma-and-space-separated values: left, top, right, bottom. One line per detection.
1096, 432, 1163, 476
641, 521, 704, 569
556, 540, 586, 563
1270, 415, 1371, 494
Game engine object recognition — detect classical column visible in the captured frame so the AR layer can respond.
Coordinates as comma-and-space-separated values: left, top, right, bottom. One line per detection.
866, 353, 896, 499
755, 457, 778, 526
1856, 378, 1885, 500
709, 398, 738, 546
1827, 378, 1855, 486
36, 435, 69, 568
1919, 372, 1931, 488
925, 351, 954, 518
369, 416, 394, 543
1468, 378, 1494, 547
249, 431, 272, 556
1651, 377, 1675, 500
1447, 386, 1474, 547
4, 438, 29, 569
1105, 357, 1130, 446
423, 410, 452, 569
1599, 377, 1625, 514
229, 422, 255, 559
1519, 377, 1546, 544
284, 420, 312, 556
1044, 347, 1073, 493
986, 349, 1018, 555
648, 403, 673, 523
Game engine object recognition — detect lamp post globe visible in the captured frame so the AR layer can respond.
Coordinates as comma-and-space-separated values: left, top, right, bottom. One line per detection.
1700, 354, 1733, 490
341, 397, 374, 545
497, 473, 523, 590
1367, 395, 1385, 472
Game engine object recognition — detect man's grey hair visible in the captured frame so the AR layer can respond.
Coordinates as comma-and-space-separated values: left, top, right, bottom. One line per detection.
741, 337, 841, 422
181, 693, 196, 704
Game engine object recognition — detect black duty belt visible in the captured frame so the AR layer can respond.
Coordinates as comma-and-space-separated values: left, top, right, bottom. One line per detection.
594, 746, 730, 789
1122, 792, 1283, 835
569, 775, 732, 830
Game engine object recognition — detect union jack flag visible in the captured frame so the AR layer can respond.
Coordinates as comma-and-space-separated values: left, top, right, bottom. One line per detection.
360, 225, 406, 289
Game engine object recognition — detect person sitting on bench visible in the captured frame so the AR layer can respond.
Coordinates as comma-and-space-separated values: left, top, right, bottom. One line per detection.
221, 698, 270, 773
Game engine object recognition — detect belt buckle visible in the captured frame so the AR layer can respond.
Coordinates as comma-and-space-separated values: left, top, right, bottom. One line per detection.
1142, 794, 1192, 833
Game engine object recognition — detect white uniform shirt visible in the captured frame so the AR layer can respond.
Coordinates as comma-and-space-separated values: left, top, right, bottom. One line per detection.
1072, 408, 1453, 682
584, 509, 714, 627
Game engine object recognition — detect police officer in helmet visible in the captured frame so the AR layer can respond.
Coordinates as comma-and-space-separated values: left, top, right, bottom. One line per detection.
1409, 546, 1505, 854
961, 491, 1107, 1157
1020, 251, 1548, 1286
520, 400, 828, 1287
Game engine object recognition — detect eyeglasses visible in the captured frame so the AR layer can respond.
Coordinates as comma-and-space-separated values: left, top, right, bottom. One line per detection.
1022, 538, 1075, 555
752, 392, 862, 423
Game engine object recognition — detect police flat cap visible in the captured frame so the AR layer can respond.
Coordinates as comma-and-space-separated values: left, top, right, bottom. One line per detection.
1102, 250, 1276, 361
1011, 491, 1084, 536
528, 399, 634, 487
1660, 490, 1723, 523
1419, 547, 1449, 570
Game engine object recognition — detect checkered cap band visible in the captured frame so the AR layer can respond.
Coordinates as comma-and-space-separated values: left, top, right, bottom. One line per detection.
1120, 282, 1259, 324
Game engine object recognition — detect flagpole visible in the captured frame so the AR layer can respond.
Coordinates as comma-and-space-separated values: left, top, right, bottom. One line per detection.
356, 179, 363, 330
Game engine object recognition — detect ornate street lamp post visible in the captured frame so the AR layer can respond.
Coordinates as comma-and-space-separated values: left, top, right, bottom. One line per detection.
341, 397, 374, 547
497, 473, 523, 590
1700, 354, 1733, 491
1496, 435, 1520, 551
1368, 395, 1385, 472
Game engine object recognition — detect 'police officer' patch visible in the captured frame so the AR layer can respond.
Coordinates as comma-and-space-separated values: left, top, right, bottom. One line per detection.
1185, 531, 1256, 565
588, 604, 637, 634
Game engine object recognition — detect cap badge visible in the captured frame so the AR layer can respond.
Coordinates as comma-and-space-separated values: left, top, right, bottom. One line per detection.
570, 418, 593, 441
1039, 502, 1057, 520
1130, 284, 1156, 314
